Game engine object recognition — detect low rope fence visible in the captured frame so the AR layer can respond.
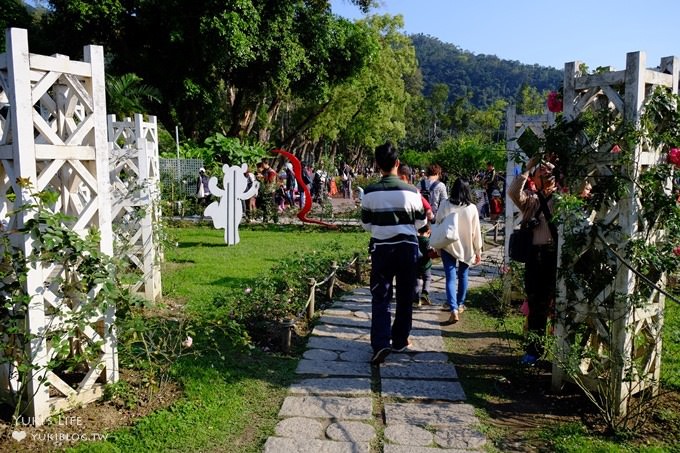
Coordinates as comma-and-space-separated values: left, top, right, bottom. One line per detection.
279, 253, 365, 353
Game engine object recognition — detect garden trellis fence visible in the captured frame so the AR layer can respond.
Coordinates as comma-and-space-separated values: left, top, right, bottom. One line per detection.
504, 51, 679, 417
0, 28, 116, 425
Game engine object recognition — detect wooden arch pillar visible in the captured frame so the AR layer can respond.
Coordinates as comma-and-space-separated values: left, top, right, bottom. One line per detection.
0, 28, 117, 425
552, 52, 679, 416
108, 113, 163, 301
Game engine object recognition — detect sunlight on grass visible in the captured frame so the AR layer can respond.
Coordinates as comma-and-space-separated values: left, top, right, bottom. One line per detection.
67, 224, 369, 453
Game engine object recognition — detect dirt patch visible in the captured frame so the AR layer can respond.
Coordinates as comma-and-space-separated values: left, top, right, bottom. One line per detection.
440, 309, 680, 451
0, 369, 181, 453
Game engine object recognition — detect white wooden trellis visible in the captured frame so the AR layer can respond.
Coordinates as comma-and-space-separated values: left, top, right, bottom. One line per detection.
0, 28, 117, 425
108, 113, 162, 301
504, 106, 555, 264
547, 52, 679, 415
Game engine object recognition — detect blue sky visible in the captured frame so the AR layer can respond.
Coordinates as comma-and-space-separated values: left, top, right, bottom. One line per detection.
331, 0, 680, 70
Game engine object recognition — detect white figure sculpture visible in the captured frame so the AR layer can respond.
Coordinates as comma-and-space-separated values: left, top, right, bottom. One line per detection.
205, 163, 259, 245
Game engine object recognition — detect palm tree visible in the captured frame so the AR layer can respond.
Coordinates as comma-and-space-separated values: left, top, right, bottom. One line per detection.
105, 73, 161, 118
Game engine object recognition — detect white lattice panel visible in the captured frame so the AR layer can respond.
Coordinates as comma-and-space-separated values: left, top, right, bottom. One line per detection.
0, 28, 116, 425
108, 114, 162, 301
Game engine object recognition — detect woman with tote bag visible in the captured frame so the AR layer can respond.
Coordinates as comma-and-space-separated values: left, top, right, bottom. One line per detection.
435, 178, 483, 324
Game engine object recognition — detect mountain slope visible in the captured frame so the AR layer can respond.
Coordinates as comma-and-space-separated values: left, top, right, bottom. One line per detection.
411, 33, 563, 108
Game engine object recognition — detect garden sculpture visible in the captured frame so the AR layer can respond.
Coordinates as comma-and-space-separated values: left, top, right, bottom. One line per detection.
271, 148, 338, 229
205, 163, 259, 245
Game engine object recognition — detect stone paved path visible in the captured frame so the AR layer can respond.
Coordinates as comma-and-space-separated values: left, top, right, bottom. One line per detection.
264, 244, 504, 453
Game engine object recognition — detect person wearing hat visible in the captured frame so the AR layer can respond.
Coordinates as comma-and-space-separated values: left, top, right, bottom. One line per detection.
489, 189, 503, 223
196, 167, 212, 213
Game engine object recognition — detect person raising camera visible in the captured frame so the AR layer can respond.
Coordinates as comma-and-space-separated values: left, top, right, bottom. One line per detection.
508, 155, 558, 366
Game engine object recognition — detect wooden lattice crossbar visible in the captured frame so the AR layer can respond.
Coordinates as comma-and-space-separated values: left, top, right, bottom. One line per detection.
108, 114, 162, 301
0, 28, 117, 426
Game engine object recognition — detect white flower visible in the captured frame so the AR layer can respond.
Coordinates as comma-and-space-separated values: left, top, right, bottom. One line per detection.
182, 336, 193, 348
245, 287, 252, 294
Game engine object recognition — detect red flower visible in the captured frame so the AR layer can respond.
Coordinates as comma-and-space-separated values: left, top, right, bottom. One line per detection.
667, 148, 680, 166
611, 144, 622, 153
547, 91, 563, 113
674, 246, 680, 257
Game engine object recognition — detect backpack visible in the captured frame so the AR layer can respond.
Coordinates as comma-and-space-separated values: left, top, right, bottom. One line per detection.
420, 180, 440, 203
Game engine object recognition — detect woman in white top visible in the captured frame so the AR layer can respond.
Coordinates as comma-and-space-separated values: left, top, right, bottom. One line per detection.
435, 178, 483, 324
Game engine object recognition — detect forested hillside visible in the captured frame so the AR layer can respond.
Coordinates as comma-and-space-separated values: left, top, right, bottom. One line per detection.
411, 34, 563, 108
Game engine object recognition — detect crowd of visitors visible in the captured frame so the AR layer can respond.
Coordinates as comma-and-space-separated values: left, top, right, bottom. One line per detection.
357, 142, 565, 369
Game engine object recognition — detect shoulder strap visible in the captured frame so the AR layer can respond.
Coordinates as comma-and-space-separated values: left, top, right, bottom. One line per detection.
537, 192, 558, 241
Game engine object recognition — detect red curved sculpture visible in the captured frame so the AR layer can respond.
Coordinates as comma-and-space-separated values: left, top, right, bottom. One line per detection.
270, 148, 339, 229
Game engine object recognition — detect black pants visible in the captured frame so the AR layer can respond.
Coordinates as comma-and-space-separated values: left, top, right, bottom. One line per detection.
524, 244, 557, 357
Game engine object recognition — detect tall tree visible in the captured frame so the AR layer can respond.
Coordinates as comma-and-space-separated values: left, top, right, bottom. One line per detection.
33, 0, 377, 142
307, 14, 418, 162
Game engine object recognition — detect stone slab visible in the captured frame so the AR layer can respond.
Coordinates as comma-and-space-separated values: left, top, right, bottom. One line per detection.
331, 301, 371, 311
296, 359, 370, 377
339, 349, 372, 363
380, 362, 457, 379
381, 379, 466, 401
304, 349, 340, 361
434, 427, 487, 449
313, 324, 368, 340
386, 352, 449, 364
326, 421, 376, 442
289, 378, 372, 396
384, 423, 433, 446
319, 314, 371, 329
383, 445, 471, 453
279, 396, 373, 420
275, 417, 325, 438
306, 336, 371, 352
264, 437, 369, 453
323, 309, 354, 317
384, 402, 477, 427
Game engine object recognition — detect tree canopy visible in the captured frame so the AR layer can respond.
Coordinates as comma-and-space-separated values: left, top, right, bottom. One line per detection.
3, 0, 562, 171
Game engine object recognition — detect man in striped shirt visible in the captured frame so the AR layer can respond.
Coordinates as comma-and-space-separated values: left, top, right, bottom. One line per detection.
361, 142, 427, 365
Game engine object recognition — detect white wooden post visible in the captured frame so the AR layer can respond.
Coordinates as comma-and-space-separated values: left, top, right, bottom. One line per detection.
6, 27, 50, 425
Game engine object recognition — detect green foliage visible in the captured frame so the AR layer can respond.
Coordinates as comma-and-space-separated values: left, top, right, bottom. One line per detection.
309, 14, 415, 150
400, 148, 433, 170
202, 133, 267, 166
0, 182, 129, 418
0, 0, 34, 52
105, 73, 161, 118
434, 134, 505, 179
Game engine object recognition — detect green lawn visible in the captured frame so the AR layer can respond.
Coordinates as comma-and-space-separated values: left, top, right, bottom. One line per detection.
163, 224, 369, 309
69, 224, 369, 453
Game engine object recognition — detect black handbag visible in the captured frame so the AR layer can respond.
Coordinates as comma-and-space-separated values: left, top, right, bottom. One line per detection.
509, 226, 533, 263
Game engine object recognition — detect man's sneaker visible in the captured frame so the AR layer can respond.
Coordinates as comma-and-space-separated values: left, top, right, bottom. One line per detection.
393, 341, 412, 353
420, 294, 431, 306
520, 353, 539, 366
371, 347, 391, 365
458, 305, 465, 313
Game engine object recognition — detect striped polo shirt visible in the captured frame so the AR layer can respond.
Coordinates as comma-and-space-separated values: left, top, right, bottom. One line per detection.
361, 175, 426, 245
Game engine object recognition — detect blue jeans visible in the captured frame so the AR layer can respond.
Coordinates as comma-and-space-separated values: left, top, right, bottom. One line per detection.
369, 241, 418, 352
441, 250, 470, 312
